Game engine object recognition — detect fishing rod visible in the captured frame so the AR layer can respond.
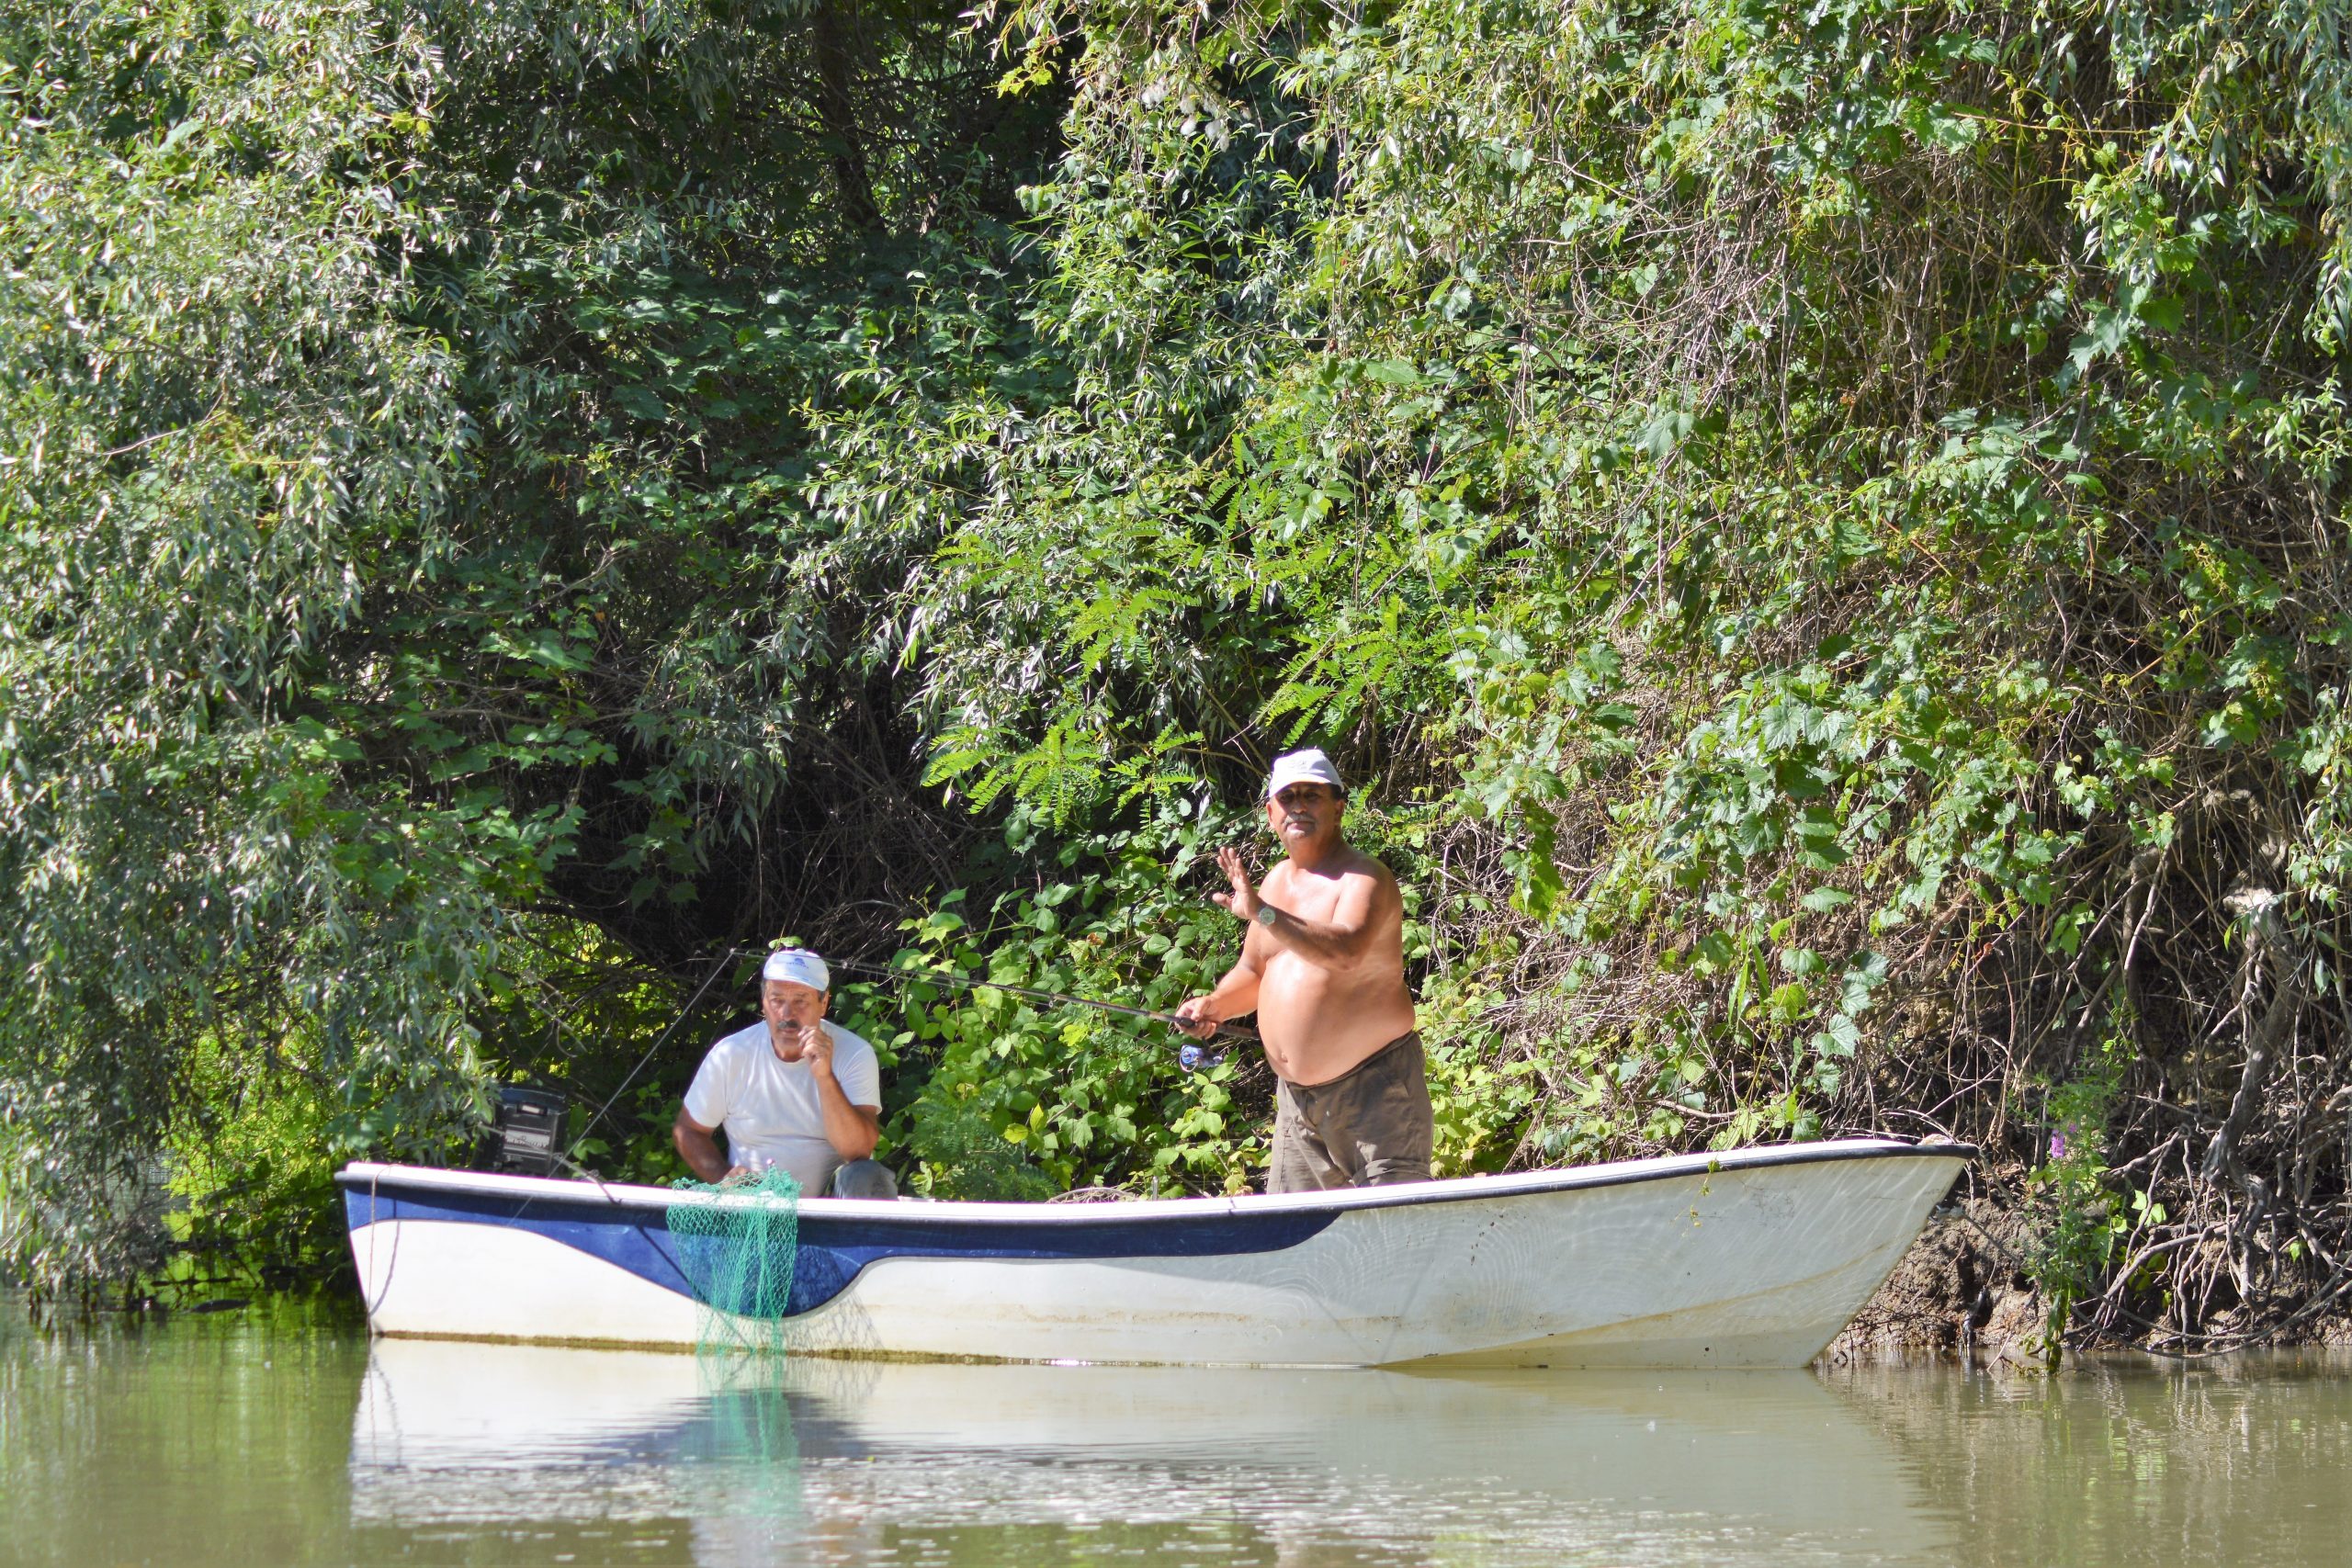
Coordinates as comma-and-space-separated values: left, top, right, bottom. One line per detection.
829, 957, 1258, 1045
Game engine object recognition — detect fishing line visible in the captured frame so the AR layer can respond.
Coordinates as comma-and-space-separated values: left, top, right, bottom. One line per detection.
574, 945, 1247, 1163
573, 943, 752, 1155
828, 957, 1258, 1044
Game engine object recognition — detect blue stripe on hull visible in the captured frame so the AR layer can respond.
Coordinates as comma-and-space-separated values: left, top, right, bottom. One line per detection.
344, 1184, 1338, 1317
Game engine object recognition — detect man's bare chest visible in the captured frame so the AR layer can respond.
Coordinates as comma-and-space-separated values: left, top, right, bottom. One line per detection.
1268, 869, 1348, 921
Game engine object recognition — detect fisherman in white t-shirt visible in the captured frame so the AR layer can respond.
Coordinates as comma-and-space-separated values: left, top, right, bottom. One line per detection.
673, 948, 899, 1199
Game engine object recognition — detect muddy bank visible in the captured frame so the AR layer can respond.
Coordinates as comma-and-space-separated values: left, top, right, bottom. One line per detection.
1819, 1194, 2052, 1368
1819, 1179, 2352, 1369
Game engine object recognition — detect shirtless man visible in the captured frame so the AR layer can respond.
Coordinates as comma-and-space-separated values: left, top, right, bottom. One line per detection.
1175, 749, 1431, 1190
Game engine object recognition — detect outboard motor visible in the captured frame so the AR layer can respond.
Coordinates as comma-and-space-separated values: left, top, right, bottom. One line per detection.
491, 1087, 569, 1176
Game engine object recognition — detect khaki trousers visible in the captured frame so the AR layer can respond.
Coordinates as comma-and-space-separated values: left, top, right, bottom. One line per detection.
1268, 1031, 1434, 1192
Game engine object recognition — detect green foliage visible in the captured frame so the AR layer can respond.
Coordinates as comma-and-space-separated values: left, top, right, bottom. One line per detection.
848, 0, 2352, 1334
2020, 1033, 2133, 1364
0, 0, 1059, 1295
845, 805, 1268, 1196
839, 799, 1541, 1193
160, 1031, 350, 1300
0, 0, 525, 1296
8, 0, 2352, 1352
891, 1097, 1063, 1201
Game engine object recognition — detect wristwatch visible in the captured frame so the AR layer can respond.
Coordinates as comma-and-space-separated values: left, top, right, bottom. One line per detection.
1255, 905, 1279, 929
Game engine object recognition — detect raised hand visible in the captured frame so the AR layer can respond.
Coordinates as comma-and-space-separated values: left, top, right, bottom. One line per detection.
1208, 845, 1262, 922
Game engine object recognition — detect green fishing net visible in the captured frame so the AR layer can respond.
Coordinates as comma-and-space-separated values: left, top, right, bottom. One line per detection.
667, 1167, 802, 1356
685, 1358, 804, 1523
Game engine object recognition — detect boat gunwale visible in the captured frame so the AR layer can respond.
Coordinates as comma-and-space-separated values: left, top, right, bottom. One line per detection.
338, 1136, 1973, 1231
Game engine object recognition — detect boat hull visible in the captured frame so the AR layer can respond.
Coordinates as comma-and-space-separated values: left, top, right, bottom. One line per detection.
338, 1139, 1966, 1369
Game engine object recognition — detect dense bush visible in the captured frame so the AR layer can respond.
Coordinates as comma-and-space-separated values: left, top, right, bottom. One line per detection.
0, 0, 1054, 1298
830, 0, 2352, 1347
6, 0, 2350, 1348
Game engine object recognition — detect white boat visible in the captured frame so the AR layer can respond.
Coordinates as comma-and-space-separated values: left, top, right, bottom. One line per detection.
338, 1137, 1967, 1369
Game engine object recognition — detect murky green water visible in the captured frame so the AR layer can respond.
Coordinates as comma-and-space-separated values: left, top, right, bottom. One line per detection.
3, 1297, 2347, 1567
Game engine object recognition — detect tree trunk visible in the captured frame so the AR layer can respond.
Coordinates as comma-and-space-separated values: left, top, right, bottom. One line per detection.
810, 0, 882, 232
2202, 885, 2302, 1186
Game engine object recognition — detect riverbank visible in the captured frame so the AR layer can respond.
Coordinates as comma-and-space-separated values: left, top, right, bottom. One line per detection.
1829, 1189, 2352, 1369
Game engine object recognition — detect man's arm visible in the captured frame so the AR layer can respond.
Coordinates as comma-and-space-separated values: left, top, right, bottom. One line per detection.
1215, 849, 1396, 973
1176, 938, 1265, 1038
673, 1109, 732, 1183
800, 1026, 883, 1160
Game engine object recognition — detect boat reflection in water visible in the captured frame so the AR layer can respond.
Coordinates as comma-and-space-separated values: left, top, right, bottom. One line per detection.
349, 1337, 1952, 1566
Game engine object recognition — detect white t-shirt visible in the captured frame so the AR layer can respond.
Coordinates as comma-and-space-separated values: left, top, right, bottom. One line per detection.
681, 1020, 882, 1197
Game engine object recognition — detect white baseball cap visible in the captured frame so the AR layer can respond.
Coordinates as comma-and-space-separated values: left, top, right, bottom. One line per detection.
761, 948, 830, 992
1266, 748, 1345, 800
